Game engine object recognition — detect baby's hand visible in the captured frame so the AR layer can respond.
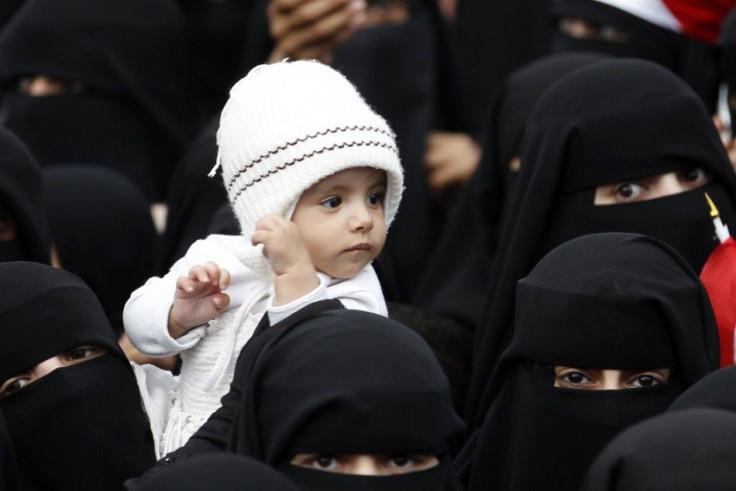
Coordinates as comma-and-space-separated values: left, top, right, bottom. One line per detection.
252, 215, 319, 305
251, 215, 314, 276
168, 262, 231, 338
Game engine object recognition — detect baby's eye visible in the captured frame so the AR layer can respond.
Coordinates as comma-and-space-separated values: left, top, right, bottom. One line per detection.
0, 376, 30, 398
367, 192, 384, 206
614, 182, 646, 201
320, 197, 342, 209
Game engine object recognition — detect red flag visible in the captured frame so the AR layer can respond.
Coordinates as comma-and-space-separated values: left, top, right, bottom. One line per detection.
700, 192, 736, 367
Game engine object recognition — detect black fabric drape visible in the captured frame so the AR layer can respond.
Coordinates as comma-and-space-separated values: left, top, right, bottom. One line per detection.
454, 0, 551, 136
228, 309, 465, 490
128, 453, 298, 491
580, 408, 736, 491
0, 126, 50, 265
0, 410, 17, 491
413, 53, 607, 330
0, 262, 155, 490
464, 59, 736, 426
0, 0, 212, 201
551, 0, 719, 110
42, 164, 162, 336
670, 364, 736, 412
459, 233, 718, 491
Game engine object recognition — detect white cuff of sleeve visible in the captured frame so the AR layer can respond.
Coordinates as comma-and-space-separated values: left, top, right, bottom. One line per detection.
267, 273, 329, 325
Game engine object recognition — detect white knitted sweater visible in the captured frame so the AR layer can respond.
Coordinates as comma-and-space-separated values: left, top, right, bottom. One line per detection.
123, 234, 387, 453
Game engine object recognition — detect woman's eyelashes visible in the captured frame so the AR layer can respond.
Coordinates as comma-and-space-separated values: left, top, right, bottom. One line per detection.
553, 367, 670, 390
595, 168, 711, 204
291, 453, 437, 475
0, 345, 105, 398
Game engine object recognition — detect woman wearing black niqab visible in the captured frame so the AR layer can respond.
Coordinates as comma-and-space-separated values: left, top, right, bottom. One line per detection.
580, 408, 736, 491
228, 308, 466, 491
0, 0, 209, 201
0, 262, 156, 490
0, 126, 50, 265
464, 59, 736, 425
413, 52, 607, 330
460, 233, 718, 491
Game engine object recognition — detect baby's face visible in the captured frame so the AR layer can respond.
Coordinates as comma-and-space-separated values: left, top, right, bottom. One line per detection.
292, 167, 387, 279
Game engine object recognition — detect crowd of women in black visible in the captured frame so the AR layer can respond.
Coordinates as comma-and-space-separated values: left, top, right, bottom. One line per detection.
2, 0, 736, 489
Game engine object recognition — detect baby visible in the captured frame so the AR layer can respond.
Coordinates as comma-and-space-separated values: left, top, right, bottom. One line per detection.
124, 60, 404, 454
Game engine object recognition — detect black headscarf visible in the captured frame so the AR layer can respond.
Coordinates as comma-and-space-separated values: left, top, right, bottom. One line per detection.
453, 0, 551, 135
669, 364, 736, 413
580, 408, 736, 491
0, 410, 17, 491
413, 53, 607, 329
0, 0, 210, 201
0, 262, 156, 490
161, 117, 227, 269
459, 233, 718, 491
42, 164, 162, 336
229, 309, 465, 491
465, 59, 736, 424
0, 126, 50, 265
128, 454, 298, 491
550, 0, 719, 109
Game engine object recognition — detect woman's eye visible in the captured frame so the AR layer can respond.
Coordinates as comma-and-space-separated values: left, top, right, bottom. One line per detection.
0, 377, 30, 398
314, 456, 339, 470
65, 346, 100, 362
389, 455, 412, 468
630, 374, 664, 388
614, 182, 646, 201
367, 192, 384, 206
320, 197, 342, 209
679, 167, 709, 185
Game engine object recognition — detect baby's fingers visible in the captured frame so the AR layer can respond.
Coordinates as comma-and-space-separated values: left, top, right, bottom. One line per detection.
203, 261, 223, 286
212, 292, 231, 311
176, 275, 196, 294
219, 268, 231, 290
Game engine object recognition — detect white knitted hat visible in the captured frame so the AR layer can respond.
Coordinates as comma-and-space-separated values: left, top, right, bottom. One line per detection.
212, 60, 404, 275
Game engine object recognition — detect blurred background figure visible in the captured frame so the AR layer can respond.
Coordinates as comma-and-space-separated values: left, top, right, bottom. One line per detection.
0, 0, 215, 203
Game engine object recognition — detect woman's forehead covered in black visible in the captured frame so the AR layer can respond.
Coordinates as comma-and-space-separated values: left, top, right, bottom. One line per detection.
522, 58, 736, 192
506, 233, 717, 381
0, 261, 123, 382
233, 309, 465, 464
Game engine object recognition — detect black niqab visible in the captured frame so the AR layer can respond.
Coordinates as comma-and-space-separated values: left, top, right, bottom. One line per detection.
229, 309, 465, 491
42, 165, 162, 335
0, 262, 156, 490
550, 0, 719, 109
580, 408, 736, 491
0, 411, 17, 491
669, 364, 736, 413
465, 59, 736, 425
0, 0, 209, 201
128, 454, 298, 491
413, 53, 607, 329
461, 233, 718, 491
0, 126, 50, 265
